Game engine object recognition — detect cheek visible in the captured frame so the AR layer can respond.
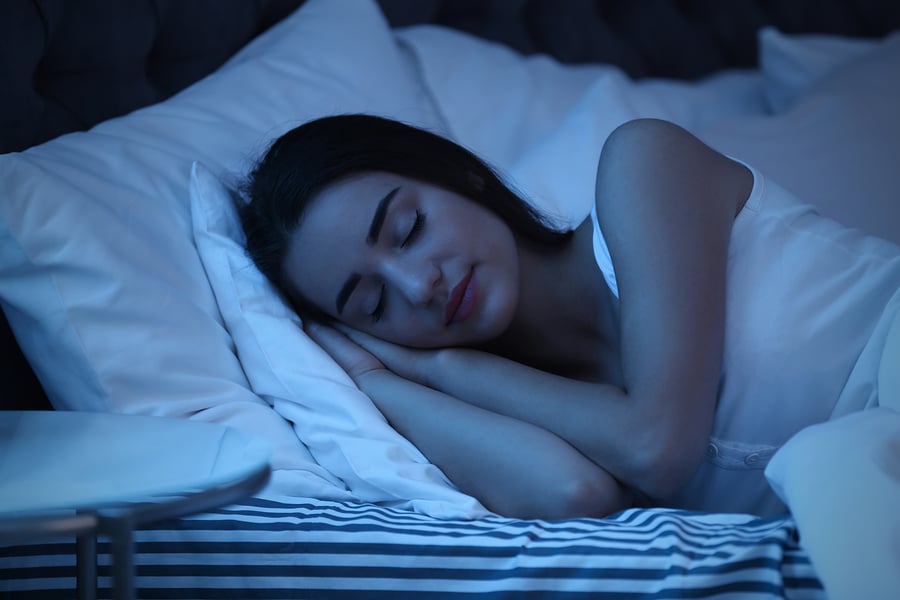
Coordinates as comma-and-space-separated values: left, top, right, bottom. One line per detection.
480, 277, 517, 338
480, 237, 520, 334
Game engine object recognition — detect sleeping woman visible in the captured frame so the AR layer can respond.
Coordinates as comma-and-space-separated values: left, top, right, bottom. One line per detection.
239, 115, 900, 520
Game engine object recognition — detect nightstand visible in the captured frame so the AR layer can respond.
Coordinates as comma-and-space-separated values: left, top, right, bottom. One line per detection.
0, 411, 270, 600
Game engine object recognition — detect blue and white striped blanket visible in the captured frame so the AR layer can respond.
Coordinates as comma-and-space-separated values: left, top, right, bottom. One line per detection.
1, 497, 822, 599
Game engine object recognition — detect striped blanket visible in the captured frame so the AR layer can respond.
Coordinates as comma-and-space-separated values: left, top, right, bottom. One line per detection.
1, 497, 823, 598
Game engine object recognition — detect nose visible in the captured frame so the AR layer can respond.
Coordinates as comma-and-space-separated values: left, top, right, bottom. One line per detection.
381, 256, 440, 306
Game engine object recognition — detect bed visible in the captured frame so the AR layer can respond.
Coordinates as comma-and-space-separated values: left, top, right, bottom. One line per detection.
2, 0, 900, 597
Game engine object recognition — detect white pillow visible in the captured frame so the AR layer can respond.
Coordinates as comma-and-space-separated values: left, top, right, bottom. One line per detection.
190, 162, 487, 517
395, 25, 621, 171
0, 0, 448, 503
759, 27, 880, 113
396, 24, 767, 176
698, 32, 900, 246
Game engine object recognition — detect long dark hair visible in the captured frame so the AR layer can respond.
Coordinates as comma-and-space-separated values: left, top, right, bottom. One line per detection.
240, 114, 572, 309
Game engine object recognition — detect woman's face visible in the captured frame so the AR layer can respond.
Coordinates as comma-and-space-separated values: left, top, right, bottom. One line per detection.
283, 171, 521, 348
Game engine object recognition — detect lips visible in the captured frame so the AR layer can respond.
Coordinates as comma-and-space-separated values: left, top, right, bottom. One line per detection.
445, 269, 476, 325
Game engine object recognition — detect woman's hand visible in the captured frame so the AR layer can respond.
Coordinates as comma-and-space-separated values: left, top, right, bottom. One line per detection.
334, 324, 439, 385
309, 322, 631, 519
303, 321, 385, 380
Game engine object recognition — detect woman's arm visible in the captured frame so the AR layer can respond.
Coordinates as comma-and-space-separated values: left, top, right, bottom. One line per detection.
595, 118, 751, 492
306, 323, 631, 519
358, 369, 632, 519
349, 119, 751, 499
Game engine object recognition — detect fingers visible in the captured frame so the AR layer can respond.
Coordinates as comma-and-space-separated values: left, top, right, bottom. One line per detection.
331, 323, 385, 354
331, 322, 372, 344
303, 320, 344, 347
303, 320, 386, 378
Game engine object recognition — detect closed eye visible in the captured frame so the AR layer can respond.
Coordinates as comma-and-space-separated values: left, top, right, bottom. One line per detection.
371, 284, 386, 323
401, 210, 426, 248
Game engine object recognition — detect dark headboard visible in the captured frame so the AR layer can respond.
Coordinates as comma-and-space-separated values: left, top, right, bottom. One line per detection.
3, 0, 899, 409
1, 0, 309, 155
5, 0, 900, 155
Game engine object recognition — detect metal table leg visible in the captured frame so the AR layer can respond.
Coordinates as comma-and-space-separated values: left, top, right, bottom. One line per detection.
99, 511, 136, 600
76, 529, 97, 600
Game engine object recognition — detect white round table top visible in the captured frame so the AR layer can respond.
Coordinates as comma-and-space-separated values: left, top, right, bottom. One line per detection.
0, 411, 271, 516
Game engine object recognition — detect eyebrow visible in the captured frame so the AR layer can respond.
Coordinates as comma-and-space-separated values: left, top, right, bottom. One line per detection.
336, 274, 360, 315
366, 186, 400, 245
336, 186, 401, 315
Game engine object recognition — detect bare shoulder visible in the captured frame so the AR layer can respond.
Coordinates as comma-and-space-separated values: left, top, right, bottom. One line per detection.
598, 118, 722, 169
594, 118, 752, 221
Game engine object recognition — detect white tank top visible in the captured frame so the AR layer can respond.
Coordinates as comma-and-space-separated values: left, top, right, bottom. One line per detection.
591, 162, 900, 515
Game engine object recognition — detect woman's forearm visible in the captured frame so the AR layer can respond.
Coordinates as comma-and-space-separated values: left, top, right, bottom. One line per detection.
356, 368, 631, 519
423, 347, 682, 496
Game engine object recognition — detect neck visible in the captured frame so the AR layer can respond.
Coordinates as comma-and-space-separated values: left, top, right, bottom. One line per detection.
484, 220, 622, 383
